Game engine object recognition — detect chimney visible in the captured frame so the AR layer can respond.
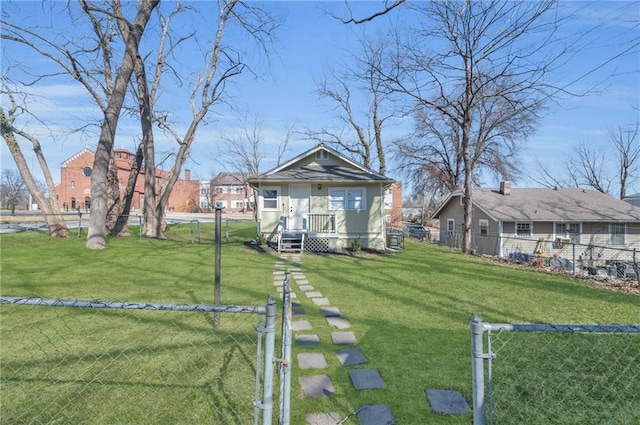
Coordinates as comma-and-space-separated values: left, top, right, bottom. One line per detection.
500, 181, 511, 195
185, 169, 191, 181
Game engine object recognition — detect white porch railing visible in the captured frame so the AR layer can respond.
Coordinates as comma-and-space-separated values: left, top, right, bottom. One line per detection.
305, 214, 336, 234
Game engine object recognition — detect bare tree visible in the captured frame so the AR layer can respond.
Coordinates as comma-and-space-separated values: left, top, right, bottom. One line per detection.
1, 86, 70, 237
0, 169, 27, 214
1, 0, 160, 247
611, 120, 640, 199
533, 119, 640, 199
144, 0, 280, 238
381, 1, 572, 253
309, 37, 396, 174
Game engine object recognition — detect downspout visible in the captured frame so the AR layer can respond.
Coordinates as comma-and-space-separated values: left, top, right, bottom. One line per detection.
498, 221, 504, 258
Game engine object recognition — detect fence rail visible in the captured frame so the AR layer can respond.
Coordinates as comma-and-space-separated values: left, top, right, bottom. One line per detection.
470, 314, 640, 425
0, 296, 276, 425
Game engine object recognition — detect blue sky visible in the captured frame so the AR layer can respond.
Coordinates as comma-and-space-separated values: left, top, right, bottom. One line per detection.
1, 1, 639, 195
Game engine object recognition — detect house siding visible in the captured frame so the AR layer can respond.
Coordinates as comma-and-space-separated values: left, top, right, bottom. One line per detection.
435, 194, 640, 262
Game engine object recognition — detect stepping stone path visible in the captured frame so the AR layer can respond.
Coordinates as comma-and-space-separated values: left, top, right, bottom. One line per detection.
274, 254, 394, 425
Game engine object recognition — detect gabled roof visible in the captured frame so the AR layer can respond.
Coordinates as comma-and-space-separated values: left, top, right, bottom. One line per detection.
212, 172, 249, 186
61, 148, 93, 166
432, 187, 640, 222
248, 142, 395, 185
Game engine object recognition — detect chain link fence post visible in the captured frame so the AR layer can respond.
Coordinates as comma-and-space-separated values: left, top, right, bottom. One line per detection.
261, 296, 276, 425
470, 313, 486, 425
279, 271, 292, 425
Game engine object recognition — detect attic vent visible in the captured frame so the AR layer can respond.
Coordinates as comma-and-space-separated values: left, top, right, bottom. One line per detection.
315, 149, 329, 161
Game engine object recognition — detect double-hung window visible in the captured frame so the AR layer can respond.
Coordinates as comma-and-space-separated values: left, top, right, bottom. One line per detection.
329, 188, 365, 210
479, 219, 489, 236
262, 187, 280, 211
447, 218, 455, 232
555, 223, 581, 244
610, 222, 625, 245
516, 222, 532, 237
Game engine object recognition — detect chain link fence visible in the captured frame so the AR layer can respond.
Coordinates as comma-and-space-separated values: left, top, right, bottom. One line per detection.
470, 314, 640, 425
0, 296, 277, 425
440, 231, 639, 285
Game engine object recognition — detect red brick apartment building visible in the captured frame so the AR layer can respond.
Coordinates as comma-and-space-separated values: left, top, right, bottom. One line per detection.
56, 148, 200, 213
210, 172, 254, 214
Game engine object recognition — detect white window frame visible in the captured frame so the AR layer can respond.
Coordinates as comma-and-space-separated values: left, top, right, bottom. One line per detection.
215, 186, 226, 194
555, 222, 581, 244
233, 200, 245, 209
515, 222, 532, 237
609, 222, 625, 245
262, 186, 280, 211
329, 187, 365, 211
479, 219, 489, 236
232, 186, 245, 194
447, 218, 455, 232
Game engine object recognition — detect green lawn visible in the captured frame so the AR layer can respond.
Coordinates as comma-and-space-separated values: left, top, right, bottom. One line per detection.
1, 224, 638, 424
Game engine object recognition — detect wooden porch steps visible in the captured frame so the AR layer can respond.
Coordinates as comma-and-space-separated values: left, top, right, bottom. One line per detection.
280, 232, 304, 253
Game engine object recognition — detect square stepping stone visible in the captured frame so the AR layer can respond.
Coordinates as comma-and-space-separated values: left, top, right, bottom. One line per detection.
349, 369, 385, 390
425, 389, 470, 415
292, 320, 312, 331
293, 307, 305, 316
320, 307, 341, 317
296, 279, 310, 285
299, 375, 334, 398
326, 317, 350, 329
335, 348, 367, 366
305, 291, 323, 298
332, 331, 357, 345
305, 412, 342, 425
298, 353, 327, 369
292, 273, 305, 280
298, 285, 314, 291
292, 301, 301, 307
356, 405, 395, 425
295, 334, 320, 346
311, 297, 330, 306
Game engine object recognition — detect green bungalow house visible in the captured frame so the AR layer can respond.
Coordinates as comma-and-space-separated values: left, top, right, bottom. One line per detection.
247, 142, 396, 253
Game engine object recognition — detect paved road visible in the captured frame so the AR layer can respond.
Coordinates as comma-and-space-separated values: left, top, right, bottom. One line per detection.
0, 212, 253, 234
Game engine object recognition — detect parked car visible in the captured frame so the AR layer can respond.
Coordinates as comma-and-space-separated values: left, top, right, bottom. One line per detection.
403, 223, 429, 240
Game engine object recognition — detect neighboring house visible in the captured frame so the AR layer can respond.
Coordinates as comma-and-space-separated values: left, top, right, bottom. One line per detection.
624, 193, 640, 208
210, 172, 253, 214
247, 142, 400, 252
432, 181, 640, 258
56, 148, 201, 213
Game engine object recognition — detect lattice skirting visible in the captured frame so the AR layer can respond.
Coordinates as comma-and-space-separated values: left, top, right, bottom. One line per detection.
304, 237, 330, 252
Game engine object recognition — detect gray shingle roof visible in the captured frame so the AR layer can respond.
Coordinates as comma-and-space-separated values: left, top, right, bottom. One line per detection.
212, 172, 248, 185
471, 187, 640, 222
250, 164, 393, 183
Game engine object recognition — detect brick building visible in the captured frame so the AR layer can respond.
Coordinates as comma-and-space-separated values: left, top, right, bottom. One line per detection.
56, 148, 201, 213
210, 172, 253, 214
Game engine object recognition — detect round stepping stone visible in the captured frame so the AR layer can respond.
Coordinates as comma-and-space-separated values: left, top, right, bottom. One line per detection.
299, 375, 334, 398
356, 405, 395, 425
349, 369, 385, 390
331, 331, 357, 345
335, 348, 367, 366
298, 353, 327, 369
295, 334, 320, 346
305, 412, 342, 425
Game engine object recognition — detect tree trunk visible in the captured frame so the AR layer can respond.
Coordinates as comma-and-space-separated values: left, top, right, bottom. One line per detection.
86, 0, 159, 249
1, 109, 70, 237
110, 143, 143, 236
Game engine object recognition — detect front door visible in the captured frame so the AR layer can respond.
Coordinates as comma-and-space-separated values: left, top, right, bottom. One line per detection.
289, 184, 310, 230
